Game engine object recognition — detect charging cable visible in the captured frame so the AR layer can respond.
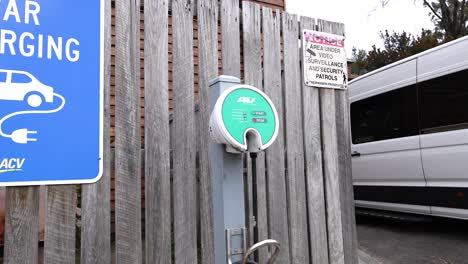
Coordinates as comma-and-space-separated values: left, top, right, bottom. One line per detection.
250, 152, 259, 263
0, 93, 66, 144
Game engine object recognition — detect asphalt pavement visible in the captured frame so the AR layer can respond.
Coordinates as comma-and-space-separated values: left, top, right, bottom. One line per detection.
357, 214, 468, 264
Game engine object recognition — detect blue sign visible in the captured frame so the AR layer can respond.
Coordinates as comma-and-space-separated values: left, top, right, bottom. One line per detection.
0, 0, 103, 185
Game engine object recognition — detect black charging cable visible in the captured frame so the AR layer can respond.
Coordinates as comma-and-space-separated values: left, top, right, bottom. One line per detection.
250, 152, 259, 263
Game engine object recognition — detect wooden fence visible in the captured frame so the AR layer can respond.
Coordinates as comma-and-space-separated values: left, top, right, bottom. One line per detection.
2, 0, 357, 263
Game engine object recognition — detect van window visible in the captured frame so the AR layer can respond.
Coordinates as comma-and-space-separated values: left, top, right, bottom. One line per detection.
351, 85, 419, 144
0, 71, 6, 83
419, 69, 468, 134
11, 73, 32, 84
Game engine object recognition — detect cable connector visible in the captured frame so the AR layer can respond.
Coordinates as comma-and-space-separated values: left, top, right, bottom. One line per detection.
10, 129, 38, 144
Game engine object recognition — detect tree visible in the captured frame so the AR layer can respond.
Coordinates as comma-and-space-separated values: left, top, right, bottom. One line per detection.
380, 0, 468, 40
351, 48, 369, 75
352, 29, 441, 72
424, 0, 468, 40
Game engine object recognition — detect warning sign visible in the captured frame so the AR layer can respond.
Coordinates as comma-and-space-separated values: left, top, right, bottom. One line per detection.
303, 30, 347, 89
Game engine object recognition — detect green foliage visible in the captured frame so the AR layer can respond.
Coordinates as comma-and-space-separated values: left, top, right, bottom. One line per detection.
352, 29, 442, 73
351, 47, 369, 75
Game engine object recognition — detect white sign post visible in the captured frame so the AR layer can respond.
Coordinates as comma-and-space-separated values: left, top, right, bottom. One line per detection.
303, 30, 348, 89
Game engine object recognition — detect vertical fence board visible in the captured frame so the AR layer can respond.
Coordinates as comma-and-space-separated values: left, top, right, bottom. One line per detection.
331, 22, 359, 264
299, 16, 330, 264
4, 187, 39, 264
262, 7, 291, 264
281, 12, 310, 264
172, 0, 197, 263
197, 0, 219, 263
317, 19, 346, 264
338, 91, 359, 264
242, 2, 269, 263
81, 1, 111, 263
44, 186, 76, 264
115, 0, 142, 262
319, 87, 345, 264
144, 0, 172, 263
221, 0, 241, 76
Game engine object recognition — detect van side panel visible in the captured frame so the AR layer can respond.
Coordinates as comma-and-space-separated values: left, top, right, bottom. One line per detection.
417, 38, 468, 83
349, 37, 468, 219
351, 59, 426, 191
353, 136, 425, 186
417, 40, 468, 189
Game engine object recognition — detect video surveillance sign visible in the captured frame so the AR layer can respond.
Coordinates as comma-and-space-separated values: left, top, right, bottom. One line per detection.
0, 0, 103, 186
303, 30, 348, 89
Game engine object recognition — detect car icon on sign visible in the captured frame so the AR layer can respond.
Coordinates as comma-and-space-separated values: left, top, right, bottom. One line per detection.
0, 69, 54, 107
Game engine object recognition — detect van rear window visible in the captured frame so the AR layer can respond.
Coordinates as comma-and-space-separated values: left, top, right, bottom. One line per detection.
351, 85, 419, 144
419, 69, 468, 134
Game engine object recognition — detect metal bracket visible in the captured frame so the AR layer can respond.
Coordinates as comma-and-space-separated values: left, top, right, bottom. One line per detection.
226, 228, 247, 264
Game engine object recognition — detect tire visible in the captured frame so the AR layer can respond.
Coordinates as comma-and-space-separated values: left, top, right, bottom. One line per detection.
25, 93, 43, 107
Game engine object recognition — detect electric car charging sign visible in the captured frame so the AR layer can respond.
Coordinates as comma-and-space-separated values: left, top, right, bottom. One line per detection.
0, 0, 103, 185
209, 85, 279, 153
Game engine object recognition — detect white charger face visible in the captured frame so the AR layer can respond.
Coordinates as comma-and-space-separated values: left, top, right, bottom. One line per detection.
209, 85, 279, 153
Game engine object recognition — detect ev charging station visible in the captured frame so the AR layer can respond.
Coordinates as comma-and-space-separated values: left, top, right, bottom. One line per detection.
209, 76, 281, 264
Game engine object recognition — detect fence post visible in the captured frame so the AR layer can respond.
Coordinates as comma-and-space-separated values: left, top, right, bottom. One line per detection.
144, 0, 172, 263
4, 187, 39, 264
282, 11, 310, 264
242, 2, 269, 263
44, 186, 76, 264
221, 0, 241, 76
197, 0, 219, 263
299, 16, 330, 264
80, 0, 112, 263
262, 7, 291, 264
317, 19, 358, 264
172, 0, 198, 263
114, 0, 142, 262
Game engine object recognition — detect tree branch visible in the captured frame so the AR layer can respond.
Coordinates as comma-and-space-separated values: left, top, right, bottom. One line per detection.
460, 0, 467, 27
423, 0, 443, 20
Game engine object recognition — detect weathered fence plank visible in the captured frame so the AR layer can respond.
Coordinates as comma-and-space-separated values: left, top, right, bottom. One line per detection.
81, 1, 112, 263
44, 185, 76, 264
172, 0, 198, 263
299, 16, 330, 264
242, 2, 269, 263
319, 85, 345, 264
317, 19, 346, 264
262, 7, 291, 264
144, 0, 172, 263
281, 12, 310, 264
4, 187, 39, 264
221, 0, 241, 76
337, 90, 359, 264
115, 0, 142, 262
197, 0, 219, 263
330, 22, 359, 264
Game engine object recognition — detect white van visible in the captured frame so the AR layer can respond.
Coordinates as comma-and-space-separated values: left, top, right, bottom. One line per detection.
349, 36, 468, 220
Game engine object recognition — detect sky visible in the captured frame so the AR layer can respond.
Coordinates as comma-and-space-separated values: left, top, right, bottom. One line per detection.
286, 0, 435, 58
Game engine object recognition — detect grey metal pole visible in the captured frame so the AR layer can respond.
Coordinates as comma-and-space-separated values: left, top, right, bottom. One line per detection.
209, 76, 246, 264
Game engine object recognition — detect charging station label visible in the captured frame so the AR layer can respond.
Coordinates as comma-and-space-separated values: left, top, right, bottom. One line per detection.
0, 0, 103, 186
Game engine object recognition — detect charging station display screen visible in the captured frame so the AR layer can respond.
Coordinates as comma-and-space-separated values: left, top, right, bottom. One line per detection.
221, 88, 276, 146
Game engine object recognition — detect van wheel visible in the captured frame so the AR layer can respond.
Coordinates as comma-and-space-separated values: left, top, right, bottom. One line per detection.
26, 93, 43, 107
